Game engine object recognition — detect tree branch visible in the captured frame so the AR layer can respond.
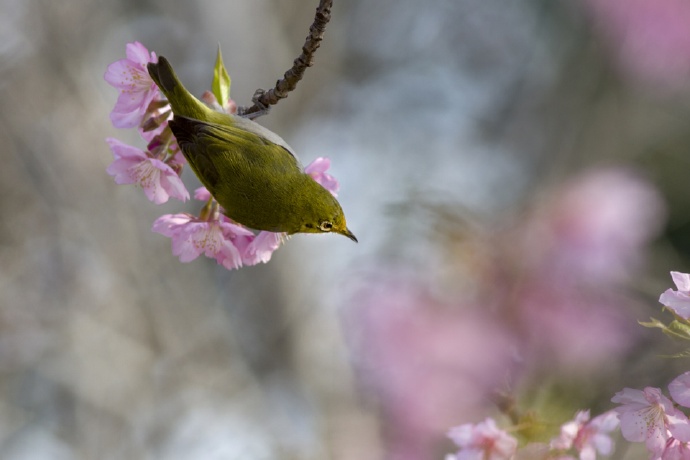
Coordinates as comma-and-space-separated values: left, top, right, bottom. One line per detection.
237, 0, 333, 118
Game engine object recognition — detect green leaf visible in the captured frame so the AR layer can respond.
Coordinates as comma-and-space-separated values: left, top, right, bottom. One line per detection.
639, 317, 668, 330
212, 45, 231, 106
640, 317, 690, 341
665, 320, 690, 341
661, 348, 690, 359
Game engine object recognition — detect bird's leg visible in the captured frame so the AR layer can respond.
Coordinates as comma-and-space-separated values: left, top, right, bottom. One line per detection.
237, 89, 271, 119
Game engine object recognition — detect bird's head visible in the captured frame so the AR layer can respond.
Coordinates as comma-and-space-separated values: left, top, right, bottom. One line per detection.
295, 180, 357, 242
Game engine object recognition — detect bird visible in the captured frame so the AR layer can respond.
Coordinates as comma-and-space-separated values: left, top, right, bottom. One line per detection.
147, 56, 356, 242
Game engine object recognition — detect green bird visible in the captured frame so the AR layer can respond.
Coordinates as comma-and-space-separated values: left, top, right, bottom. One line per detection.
147, 56, 357, 242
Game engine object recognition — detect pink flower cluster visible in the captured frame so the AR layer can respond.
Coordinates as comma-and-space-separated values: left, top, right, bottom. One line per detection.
550, 410, 619, 460
446, 411, 618, 460
151, 193, 284, 270
104, 42, 185, 204
442, 271, 690, 460
446, 418, 518, 460
599, 271, 690, 459
104, 42, 340, 270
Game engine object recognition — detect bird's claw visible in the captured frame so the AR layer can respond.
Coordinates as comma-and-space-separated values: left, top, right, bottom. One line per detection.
237, 89, 271, 119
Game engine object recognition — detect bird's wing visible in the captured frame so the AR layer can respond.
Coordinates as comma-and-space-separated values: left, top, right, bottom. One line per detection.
168, 116, 223, 190
229, 114, 298, 159
168, 115, 300, 192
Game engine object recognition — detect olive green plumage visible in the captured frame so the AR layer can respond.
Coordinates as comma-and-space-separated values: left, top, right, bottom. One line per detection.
147, 57, 356, 241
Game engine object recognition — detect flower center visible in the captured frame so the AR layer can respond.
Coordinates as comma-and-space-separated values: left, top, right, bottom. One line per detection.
131, 159, 159, 189
193, 223, 224, 254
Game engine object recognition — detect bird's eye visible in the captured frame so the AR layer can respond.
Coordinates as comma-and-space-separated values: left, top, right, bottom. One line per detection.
319, 221, 333, 232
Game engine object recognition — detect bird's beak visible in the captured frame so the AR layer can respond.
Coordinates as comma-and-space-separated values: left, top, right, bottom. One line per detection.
340, 228, 358, 243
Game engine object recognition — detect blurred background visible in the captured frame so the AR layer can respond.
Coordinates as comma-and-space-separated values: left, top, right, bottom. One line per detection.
2, 0, 690, 458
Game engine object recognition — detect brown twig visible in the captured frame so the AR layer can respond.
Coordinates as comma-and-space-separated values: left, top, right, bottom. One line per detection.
237, 0, 333, 118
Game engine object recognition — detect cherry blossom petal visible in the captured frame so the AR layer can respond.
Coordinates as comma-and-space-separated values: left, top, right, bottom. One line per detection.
305, 156, 340, 196
242, 231, 284, 265
660, 272, 690, 318
155, 161, 189, 201
671, 272, 690, 292
151, 213, 194, 237
670, 372, 690, 408
125, 41, 154, 65
194, 187, 212, 201
304, 157, 330, 174
106, 138, 148, 184
216, 240, 243, 270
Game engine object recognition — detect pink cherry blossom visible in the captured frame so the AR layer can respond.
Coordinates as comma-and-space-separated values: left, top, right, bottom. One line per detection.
659, 272, 690, 319
305, 157, 339, 196
447, 418, 517, 460
104, 41, 159, 128
151, 213, 254, 270
106, 138, 189, 204
550, 410, 619, 460
611, 387, 690, 456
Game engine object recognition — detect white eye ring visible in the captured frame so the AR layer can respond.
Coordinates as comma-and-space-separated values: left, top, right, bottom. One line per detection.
320, 221, 333, 232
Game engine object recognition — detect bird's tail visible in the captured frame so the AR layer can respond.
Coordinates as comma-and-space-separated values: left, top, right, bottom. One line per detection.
147, 56, 211, 121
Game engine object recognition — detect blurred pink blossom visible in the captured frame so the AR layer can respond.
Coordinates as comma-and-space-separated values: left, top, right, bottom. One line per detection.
344, 275, 515, 459
527, 169, 665, 283
343, 166, 666, 456
106, 138, 189, 204
550, 410, 618, 460
659, 272, 690, 319
514, 282, 635, 372
505, 168, 664, 371
446, 418, 517, 460
104, 41, 160, 128
581, 0, 690, 89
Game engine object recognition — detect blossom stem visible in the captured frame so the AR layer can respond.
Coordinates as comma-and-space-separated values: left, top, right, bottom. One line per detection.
199, 197, 216, 221
238, 0, 333, 118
